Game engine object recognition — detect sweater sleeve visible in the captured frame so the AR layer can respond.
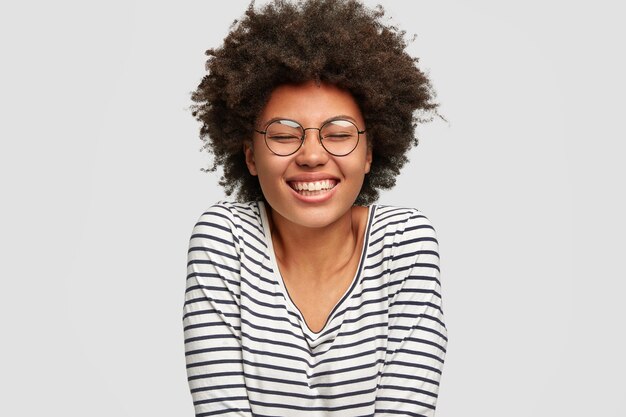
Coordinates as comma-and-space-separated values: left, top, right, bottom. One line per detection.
374, 212, 447, 417
183, 203, 253, 417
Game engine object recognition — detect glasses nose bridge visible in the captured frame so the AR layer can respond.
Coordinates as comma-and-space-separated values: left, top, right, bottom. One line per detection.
301, 126, 323, 144
296, 126, 329, 160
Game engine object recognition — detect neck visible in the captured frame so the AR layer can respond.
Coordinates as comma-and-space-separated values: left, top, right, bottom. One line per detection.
267, 205, 364, 282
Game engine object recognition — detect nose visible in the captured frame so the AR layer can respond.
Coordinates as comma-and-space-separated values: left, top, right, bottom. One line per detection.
294, 128, 329, 167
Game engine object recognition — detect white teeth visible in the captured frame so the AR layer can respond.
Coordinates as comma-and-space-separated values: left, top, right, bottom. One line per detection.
291, 180, 336, 191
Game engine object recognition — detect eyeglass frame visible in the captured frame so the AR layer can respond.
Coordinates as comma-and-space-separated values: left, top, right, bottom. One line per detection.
254, 117, 366, 157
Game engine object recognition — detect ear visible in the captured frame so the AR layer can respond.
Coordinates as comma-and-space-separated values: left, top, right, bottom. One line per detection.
364, 147, 373, 174
243, 142, 258, 176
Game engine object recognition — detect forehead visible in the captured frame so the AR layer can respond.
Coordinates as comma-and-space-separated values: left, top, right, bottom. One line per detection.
258, 81, 364, 126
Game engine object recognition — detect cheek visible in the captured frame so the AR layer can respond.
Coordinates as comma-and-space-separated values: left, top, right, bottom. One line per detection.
352, 147, 372, 174
255, 155, 287, 184
364, 161, 371, 174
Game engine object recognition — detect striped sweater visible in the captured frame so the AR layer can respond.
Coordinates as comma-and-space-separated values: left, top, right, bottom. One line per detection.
183, 201, 447, 417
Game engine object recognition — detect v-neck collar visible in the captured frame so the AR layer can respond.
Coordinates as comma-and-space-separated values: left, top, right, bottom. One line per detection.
257, 201, 376, 340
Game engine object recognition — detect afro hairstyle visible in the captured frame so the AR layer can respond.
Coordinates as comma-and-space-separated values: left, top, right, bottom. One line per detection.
191, 0, 437, 205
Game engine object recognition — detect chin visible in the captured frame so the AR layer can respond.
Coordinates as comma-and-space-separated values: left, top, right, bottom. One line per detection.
263, 183, 360, 229
287, 204, 353, 229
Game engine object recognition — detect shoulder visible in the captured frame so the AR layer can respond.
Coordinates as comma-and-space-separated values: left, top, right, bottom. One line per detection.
193, 200, 260, 231
190, 200, 262, 248
370, 204, 437, 240
195, 200, 260, 223
367, 204, 439, 265
368, 205, 441, 284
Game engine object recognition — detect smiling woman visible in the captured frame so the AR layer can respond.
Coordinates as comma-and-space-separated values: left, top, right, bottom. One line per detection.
243, 81, 373, 332
184, 1, 447, 416
245, 81, 372, 230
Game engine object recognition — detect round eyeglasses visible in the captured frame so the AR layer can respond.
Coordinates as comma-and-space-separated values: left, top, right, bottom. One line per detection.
254, 118, 366, 157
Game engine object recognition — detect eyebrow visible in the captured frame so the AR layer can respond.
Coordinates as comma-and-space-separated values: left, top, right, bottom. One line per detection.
260, 114, 360, 128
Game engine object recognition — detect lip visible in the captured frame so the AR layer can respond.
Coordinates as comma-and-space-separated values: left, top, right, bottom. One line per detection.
287, 181, 339, 203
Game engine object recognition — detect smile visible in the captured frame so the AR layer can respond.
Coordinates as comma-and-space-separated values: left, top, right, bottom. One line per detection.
288, 179, 338, 196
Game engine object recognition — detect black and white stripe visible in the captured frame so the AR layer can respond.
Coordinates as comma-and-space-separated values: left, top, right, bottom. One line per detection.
184, 201, 446, 417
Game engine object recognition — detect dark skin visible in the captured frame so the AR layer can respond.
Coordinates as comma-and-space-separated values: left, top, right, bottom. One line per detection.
244, 81, 373, 332
267, 205, 368, 332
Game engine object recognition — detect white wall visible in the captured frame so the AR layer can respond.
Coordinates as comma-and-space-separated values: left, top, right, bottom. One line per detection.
1, 1, 623, 416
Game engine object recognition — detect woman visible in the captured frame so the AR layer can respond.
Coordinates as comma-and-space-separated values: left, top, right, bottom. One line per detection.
183, 1, 447, 416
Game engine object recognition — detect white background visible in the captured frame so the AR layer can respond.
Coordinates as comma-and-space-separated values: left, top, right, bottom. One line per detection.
1, 1, 624, 416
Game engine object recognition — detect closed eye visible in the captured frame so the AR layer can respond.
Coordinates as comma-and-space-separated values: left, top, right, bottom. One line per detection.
324, 133, 354, 140
268, 134, 301, 141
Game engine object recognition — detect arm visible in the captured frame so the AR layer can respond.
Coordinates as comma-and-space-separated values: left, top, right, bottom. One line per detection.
374, 213, 447, 417
183, 204, 253, 417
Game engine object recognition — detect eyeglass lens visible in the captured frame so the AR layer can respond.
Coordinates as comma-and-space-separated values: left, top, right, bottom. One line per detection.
264, 119, 359, 156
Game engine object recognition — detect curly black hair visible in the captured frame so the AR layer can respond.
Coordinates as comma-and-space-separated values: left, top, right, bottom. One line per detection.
191, 0, 437, 205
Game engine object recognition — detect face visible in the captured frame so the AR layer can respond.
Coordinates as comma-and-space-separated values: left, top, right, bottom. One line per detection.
244, 81, 372, 229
